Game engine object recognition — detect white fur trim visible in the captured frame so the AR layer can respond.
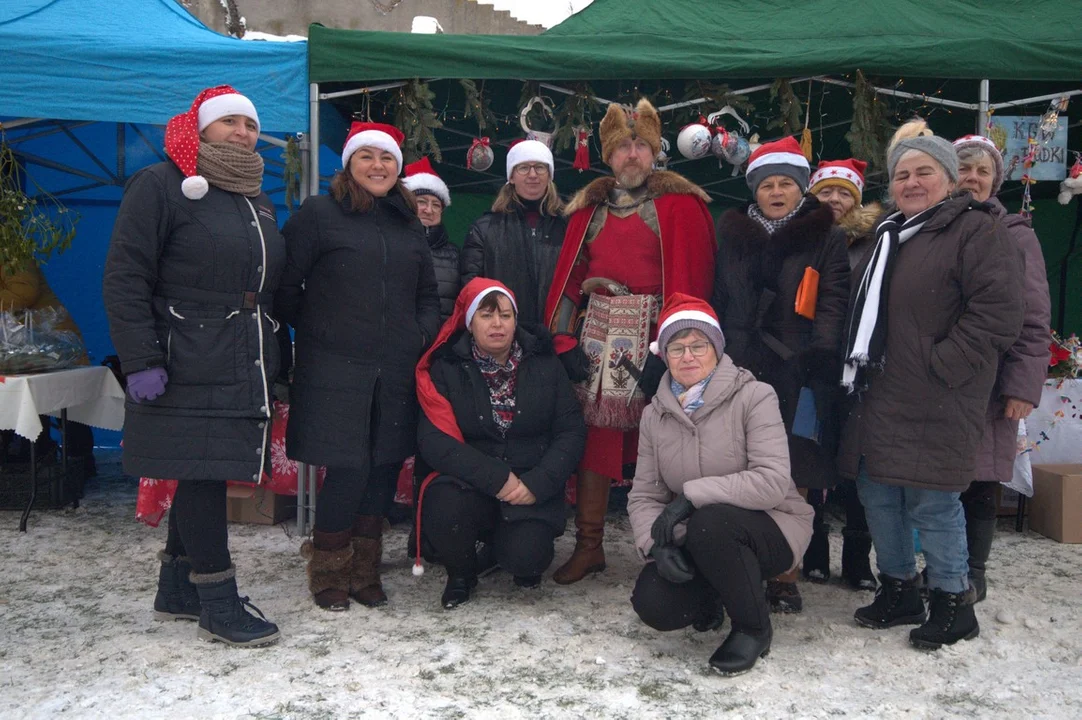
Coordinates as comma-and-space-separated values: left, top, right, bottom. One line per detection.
402, 172, 451, 207
466, 287, 517, 328
506, 140, 554, 181
341, 130, 403, 173
657, 309, 720, 336
746, 150, 810, 176
952, 134, 998, 152
197, 94, 260, 132
181, 175, 209, 200
809, 167, 864, 192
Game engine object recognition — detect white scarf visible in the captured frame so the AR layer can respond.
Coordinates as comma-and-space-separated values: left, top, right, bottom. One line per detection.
841, 201, 946, 391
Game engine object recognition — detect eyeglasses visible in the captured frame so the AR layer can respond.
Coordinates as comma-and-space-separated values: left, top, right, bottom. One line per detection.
513, 163, 550, 177
665, 342, 712, 359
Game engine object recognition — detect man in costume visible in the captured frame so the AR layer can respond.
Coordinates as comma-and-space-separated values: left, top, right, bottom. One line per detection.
545, 98, 717, 584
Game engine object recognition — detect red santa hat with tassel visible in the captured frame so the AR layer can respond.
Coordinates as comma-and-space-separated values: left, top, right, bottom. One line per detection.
165, 85, 260, 200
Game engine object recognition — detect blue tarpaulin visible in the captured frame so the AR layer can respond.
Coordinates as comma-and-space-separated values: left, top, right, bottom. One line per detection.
0, 0, 307, 132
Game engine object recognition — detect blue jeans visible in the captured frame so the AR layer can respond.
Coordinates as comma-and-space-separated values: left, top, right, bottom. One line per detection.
856, 461, 969, 593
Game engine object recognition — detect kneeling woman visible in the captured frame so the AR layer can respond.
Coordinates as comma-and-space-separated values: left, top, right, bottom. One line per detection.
415, 279, 586, 608
628, 294, 813, 675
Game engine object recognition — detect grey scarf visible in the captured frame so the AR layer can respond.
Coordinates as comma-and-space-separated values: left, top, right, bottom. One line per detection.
197, 141, 264, 197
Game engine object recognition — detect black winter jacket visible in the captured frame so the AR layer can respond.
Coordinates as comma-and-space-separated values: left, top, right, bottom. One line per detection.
460, 208, 567, 325
276, 192, 440, 469
426, 224, 460, 322
103, 161, 284, 482
711, 196, 850, 488
417, 325, 586, 535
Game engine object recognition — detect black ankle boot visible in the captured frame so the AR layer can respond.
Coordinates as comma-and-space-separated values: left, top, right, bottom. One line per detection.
709, 626, 772, 676
966, 516, 996, 603
153, 552, 201, 621
854, 573, 926, 629
910, 588, 980, 650
840, 528, 876, 591
191, 566, 280, 648
441, 574, 477, 609
802, 519, 831, 583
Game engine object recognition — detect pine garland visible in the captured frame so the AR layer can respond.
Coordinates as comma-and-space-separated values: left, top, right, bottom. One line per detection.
0, 139, 77, 271
552, 83, 602, 154
768, 79, 803, 136
845, 70, 893, 171
459, 79, 498, 132
390, 79, 443, 164
283, 135, 302, 212
671, 82, 753, 128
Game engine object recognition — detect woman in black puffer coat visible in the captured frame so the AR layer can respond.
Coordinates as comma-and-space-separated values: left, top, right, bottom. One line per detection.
403, 157, 458, 321
460, 140, 567, 325
710, 137, 850, 615
104, 86, 282, 648
276, 122, 440, 612
414, 279, 586, 609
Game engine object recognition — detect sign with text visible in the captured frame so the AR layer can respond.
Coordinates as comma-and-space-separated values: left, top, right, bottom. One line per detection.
990, 115, 1068, 182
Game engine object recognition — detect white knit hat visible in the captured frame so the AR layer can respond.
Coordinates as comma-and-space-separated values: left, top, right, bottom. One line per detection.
505, 139, 554, 182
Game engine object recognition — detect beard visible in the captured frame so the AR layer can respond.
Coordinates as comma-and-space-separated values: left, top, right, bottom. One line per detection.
615, 162, 650, 189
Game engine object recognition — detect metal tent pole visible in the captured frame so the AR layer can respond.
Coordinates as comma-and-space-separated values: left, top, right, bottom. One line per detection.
309, 83, 321, 197
977, 79, 990, 134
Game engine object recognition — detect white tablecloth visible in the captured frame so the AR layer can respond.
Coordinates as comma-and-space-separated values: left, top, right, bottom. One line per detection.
0, 366, 126, 440
1010, 378, 1082, 495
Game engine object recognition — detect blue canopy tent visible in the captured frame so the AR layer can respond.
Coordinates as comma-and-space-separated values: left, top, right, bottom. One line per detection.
1, 0, 309, 446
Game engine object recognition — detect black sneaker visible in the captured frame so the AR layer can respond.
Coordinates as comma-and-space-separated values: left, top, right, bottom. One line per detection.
854, 573, 926, 629
909, 588, 979, 650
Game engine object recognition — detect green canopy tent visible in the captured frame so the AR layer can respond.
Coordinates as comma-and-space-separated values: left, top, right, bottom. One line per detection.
304, 0, 1082, 331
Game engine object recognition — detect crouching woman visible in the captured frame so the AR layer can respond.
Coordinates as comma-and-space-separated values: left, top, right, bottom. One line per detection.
628, 294, 813, 676
414, 279, 586, 608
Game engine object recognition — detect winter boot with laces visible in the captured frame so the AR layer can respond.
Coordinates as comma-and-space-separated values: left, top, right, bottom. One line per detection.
909, 587, 979, 650
191, 565, 281, 648
854, 573, 926, 629
153, 552, 201, 621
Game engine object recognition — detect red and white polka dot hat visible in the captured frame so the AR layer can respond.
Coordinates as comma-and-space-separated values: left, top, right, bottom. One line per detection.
165, 85, 260, 200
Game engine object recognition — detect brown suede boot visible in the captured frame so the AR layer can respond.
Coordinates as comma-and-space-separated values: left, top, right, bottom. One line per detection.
553, 471, 611, 585
350, 515, 387, 607
300, 529, 353, 611
767, 568, 803, 614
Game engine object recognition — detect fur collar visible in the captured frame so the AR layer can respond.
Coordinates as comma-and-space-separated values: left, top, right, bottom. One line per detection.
837, 202, 883, 244
718, 196, 836, 259
563, 170, 710, 217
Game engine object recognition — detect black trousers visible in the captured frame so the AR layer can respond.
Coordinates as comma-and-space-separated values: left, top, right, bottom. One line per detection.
164, 480, 231, 574
421, 479, 555, 578
832, 478, 869, 533
631, 504, 793, 635
315, 462, 400, 533
961, 481, 997, 523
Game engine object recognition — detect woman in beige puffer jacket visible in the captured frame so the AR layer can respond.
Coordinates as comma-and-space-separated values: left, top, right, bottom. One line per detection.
627, 293, 813, 677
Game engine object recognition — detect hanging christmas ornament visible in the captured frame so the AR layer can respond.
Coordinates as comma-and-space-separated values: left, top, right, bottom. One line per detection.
677, 116, 712, 160
1039, 95, 1070, 135
654, 137, 671, 170
520, 96, 559, 150
747, 133, 762, 156
1057, 153, 1082, 205
707, 107, 752, 168
726, 134, 752, 167
466, 137, 494, 172
573, 126, 591, 172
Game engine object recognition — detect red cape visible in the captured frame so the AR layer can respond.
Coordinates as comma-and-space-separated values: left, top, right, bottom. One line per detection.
543, 175, 717, 328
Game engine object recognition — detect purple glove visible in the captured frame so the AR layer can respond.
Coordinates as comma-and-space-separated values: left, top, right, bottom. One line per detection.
127, 367, 168, 402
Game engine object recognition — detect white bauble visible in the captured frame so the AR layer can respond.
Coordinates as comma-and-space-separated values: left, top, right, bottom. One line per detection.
677, 124, 712, 160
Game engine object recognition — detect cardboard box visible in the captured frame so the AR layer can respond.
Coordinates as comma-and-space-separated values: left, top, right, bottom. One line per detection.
1028, 464, 1082, 544
226, 485, 296, 525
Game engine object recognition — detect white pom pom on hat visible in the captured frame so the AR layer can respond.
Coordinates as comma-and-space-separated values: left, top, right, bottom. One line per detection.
181, 175, 209, 201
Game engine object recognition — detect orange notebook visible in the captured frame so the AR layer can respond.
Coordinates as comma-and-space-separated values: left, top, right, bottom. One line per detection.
795, 266, 819, 320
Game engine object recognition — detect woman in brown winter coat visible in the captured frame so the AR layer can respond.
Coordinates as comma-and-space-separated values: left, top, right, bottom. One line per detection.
838, 120, 1024, 651
952, 134, 1051, 602
628, 293, 813, 677
806, 159, 881, 590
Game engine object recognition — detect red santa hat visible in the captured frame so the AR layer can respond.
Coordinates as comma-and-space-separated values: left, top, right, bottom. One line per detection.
650, 292, 726, 359
745, 136, 811, 194
340, 121, 405, 172
809, 158, 867, 203
402, 157, 451, 207
165, 85, 261, 200
412, 278, 518, 576
505, 139, 554, 182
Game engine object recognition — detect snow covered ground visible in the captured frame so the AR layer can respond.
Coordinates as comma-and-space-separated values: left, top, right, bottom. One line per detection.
2, 452, 1080, 719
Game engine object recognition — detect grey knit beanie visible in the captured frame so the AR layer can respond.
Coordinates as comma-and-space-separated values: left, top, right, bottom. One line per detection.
888, 135, 959, 184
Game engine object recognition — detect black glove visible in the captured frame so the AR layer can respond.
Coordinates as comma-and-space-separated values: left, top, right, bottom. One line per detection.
558, 341, 592, 383
651, 495, 695, 547
638, 352, 667, 402
651, 544, 695, 584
